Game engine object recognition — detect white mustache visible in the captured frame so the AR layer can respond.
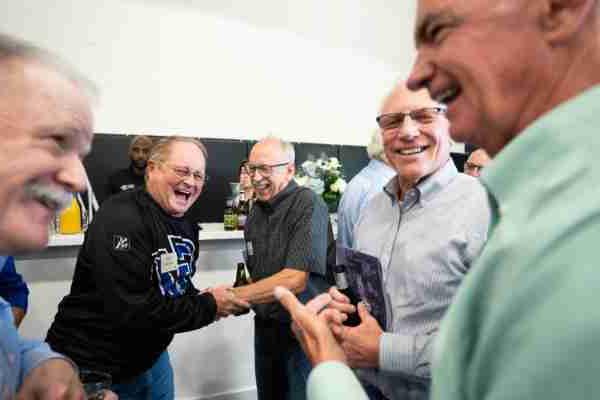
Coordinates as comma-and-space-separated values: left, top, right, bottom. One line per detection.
24, 183, 73, 212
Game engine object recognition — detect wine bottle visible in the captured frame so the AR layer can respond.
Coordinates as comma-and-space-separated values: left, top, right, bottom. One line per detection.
333, 264, 362, 326
224, 198, 237, 231
233, 262, 251, 315
236, 192, 248, 231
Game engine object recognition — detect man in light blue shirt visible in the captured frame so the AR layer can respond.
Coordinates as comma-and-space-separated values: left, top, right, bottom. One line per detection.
337, 130, 395, 249
0, 33, 116, 399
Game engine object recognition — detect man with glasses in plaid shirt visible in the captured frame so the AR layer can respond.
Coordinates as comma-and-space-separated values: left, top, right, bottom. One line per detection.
231, 136, 331, 400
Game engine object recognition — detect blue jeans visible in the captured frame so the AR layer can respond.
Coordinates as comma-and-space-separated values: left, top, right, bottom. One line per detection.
111, 351, 174, 400
254, 316, 312, 400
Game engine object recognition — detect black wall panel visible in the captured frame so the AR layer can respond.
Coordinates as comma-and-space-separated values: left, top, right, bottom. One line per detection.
82, 134, 469, 223
338, 145, 369, 181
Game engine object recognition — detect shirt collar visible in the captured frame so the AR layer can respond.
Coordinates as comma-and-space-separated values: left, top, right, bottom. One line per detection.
383, 159, 458, 207
481, 84, 600, 209
256, 179, 298, 212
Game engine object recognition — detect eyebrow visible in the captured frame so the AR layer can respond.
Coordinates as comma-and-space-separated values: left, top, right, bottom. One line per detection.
414, 10, 463, 46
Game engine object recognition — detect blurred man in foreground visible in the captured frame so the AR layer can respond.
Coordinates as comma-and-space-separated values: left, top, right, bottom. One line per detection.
0, 32, 117, 399
280, 0, 600, 399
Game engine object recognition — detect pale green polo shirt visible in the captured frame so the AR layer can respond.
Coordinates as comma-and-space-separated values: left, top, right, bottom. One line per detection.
431, 85, 600, 400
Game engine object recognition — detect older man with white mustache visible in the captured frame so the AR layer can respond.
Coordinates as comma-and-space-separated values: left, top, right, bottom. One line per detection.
0, 33, 118, 399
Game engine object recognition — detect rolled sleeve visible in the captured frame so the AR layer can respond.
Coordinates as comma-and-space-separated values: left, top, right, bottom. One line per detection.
19, 338, 75, 386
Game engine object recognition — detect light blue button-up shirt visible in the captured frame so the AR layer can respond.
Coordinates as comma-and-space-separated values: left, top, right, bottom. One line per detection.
353, 160, 491, 399
0, 256, 65, 396
337, 159, 396, 249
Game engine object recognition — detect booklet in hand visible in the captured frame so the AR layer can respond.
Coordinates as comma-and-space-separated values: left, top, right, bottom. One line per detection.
336, 246, 387, 329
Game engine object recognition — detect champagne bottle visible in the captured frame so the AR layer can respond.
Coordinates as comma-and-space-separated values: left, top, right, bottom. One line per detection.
333, 264, 362, 326
233, 262, 251, 315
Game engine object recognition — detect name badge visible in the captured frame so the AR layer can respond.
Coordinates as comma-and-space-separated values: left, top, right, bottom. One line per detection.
161, 253, 179, 273
246, 241, 254, 256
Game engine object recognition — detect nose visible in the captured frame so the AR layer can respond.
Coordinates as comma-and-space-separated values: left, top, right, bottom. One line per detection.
407, 51, 434, 92
397, 116, 420, 140
57, 154, 88, 193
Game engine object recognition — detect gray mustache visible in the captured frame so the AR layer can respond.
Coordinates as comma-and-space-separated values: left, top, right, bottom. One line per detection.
24, 183, 73, 212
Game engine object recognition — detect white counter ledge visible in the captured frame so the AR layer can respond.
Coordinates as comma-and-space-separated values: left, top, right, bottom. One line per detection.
47, 222, 244, 247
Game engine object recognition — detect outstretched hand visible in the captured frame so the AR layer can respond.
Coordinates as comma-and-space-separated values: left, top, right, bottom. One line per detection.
275, 286, 347, 366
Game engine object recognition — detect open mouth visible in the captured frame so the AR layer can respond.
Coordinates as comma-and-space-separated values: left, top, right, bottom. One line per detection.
434, 85, 461, 105
396, 146, 428, 156
174, 189, 192, 202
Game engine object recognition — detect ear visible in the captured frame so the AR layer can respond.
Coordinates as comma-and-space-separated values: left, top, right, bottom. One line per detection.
539, 0, 596, 44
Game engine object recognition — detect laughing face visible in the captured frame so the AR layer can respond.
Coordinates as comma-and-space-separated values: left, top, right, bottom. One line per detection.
0, 59, 93, 252
145, 141, 206, 217
247, 139, 294, 202
407, 0, 553, 156
380, 83, 451, 192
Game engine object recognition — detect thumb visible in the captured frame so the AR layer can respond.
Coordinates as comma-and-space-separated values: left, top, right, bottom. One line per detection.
274, 286, 302, 318
357, 302, 372, 322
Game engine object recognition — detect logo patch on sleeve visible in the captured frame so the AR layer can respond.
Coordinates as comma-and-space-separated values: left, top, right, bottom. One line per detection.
113, 234, 130, 251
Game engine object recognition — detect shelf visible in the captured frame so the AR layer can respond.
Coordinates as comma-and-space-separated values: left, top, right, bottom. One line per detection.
48, 223, 244, 247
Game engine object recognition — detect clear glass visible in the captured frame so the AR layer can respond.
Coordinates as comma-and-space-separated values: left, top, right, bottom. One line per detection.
80, 370, 112, 400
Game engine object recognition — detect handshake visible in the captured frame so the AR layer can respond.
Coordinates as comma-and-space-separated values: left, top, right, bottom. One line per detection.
206, 285, 251, 318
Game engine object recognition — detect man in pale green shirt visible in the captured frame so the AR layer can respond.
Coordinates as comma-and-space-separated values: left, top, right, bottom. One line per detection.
276, 0, 600, 399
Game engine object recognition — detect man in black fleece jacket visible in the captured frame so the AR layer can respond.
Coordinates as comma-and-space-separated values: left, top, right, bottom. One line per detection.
47, 136, 249, 398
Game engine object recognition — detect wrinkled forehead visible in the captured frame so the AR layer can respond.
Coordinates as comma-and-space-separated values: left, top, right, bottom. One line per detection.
249, 141, 286, 164
381, 84, 440, 114
164, 141, 206, 169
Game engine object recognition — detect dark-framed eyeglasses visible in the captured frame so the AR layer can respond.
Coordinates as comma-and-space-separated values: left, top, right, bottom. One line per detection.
162, 162, 209, 183
376, 106, 447, 131
464, 162, 484, 173
244, 161, 290, 177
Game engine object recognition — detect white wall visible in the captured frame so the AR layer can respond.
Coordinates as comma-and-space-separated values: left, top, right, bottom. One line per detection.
2, 0, 418, 146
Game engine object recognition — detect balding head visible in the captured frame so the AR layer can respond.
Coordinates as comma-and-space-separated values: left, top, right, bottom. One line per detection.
377, 81, 451, 196
247, 136, 295, 201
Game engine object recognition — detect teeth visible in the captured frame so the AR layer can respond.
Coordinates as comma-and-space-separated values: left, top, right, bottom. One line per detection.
399, 147, 424, 155
435, 87, 458, 103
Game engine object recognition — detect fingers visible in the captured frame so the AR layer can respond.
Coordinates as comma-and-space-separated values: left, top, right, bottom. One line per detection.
274, 286, 301, 317
356, 302, 372, 321
329, 286, 350, 303
305, 293, 332, 315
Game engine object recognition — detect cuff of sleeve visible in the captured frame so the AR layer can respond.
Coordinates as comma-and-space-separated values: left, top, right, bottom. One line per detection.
307, 361, 368, 400
379, 332, 413, 374
198, 291, 218, 321
20, 344, 76, 387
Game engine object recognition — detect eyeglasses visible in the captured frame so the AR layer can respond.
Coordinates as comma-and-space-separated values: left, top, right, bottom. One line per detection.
376, 107, 447, 131
244, 161, 290, 177
162, 163, 209, 183
464, 162, 484, 173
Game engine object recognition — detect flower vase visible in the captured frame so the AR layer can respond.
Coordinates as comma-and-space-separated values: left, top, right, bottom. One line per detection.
322, 192, 339, 213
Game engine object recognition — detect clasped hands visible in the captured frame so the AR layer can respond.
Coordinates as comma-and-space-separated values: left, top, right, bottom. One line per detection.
275, 286, 383, 369
206, 285, 250, 318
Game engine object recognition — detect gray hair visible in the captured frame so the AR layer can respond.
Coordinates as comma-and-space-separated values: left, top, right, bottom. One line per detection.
366, 129, 386, 161
148, 136, 208, 165
258, 135, 295, 163
0, 33, 97, 100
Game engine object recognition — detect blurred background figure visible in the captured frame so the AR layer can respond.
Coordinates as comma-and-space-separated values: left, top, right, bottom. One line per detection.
337, 129, 395, 249
0, 255, 29, 327
239, 159, 255, 204
107, 135, 154, 195
463, 148, 491, 178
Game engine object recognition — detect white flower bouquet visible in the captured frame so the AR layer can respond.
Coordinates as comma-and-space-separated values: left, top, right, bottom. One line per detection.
295, 154, 347, 212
